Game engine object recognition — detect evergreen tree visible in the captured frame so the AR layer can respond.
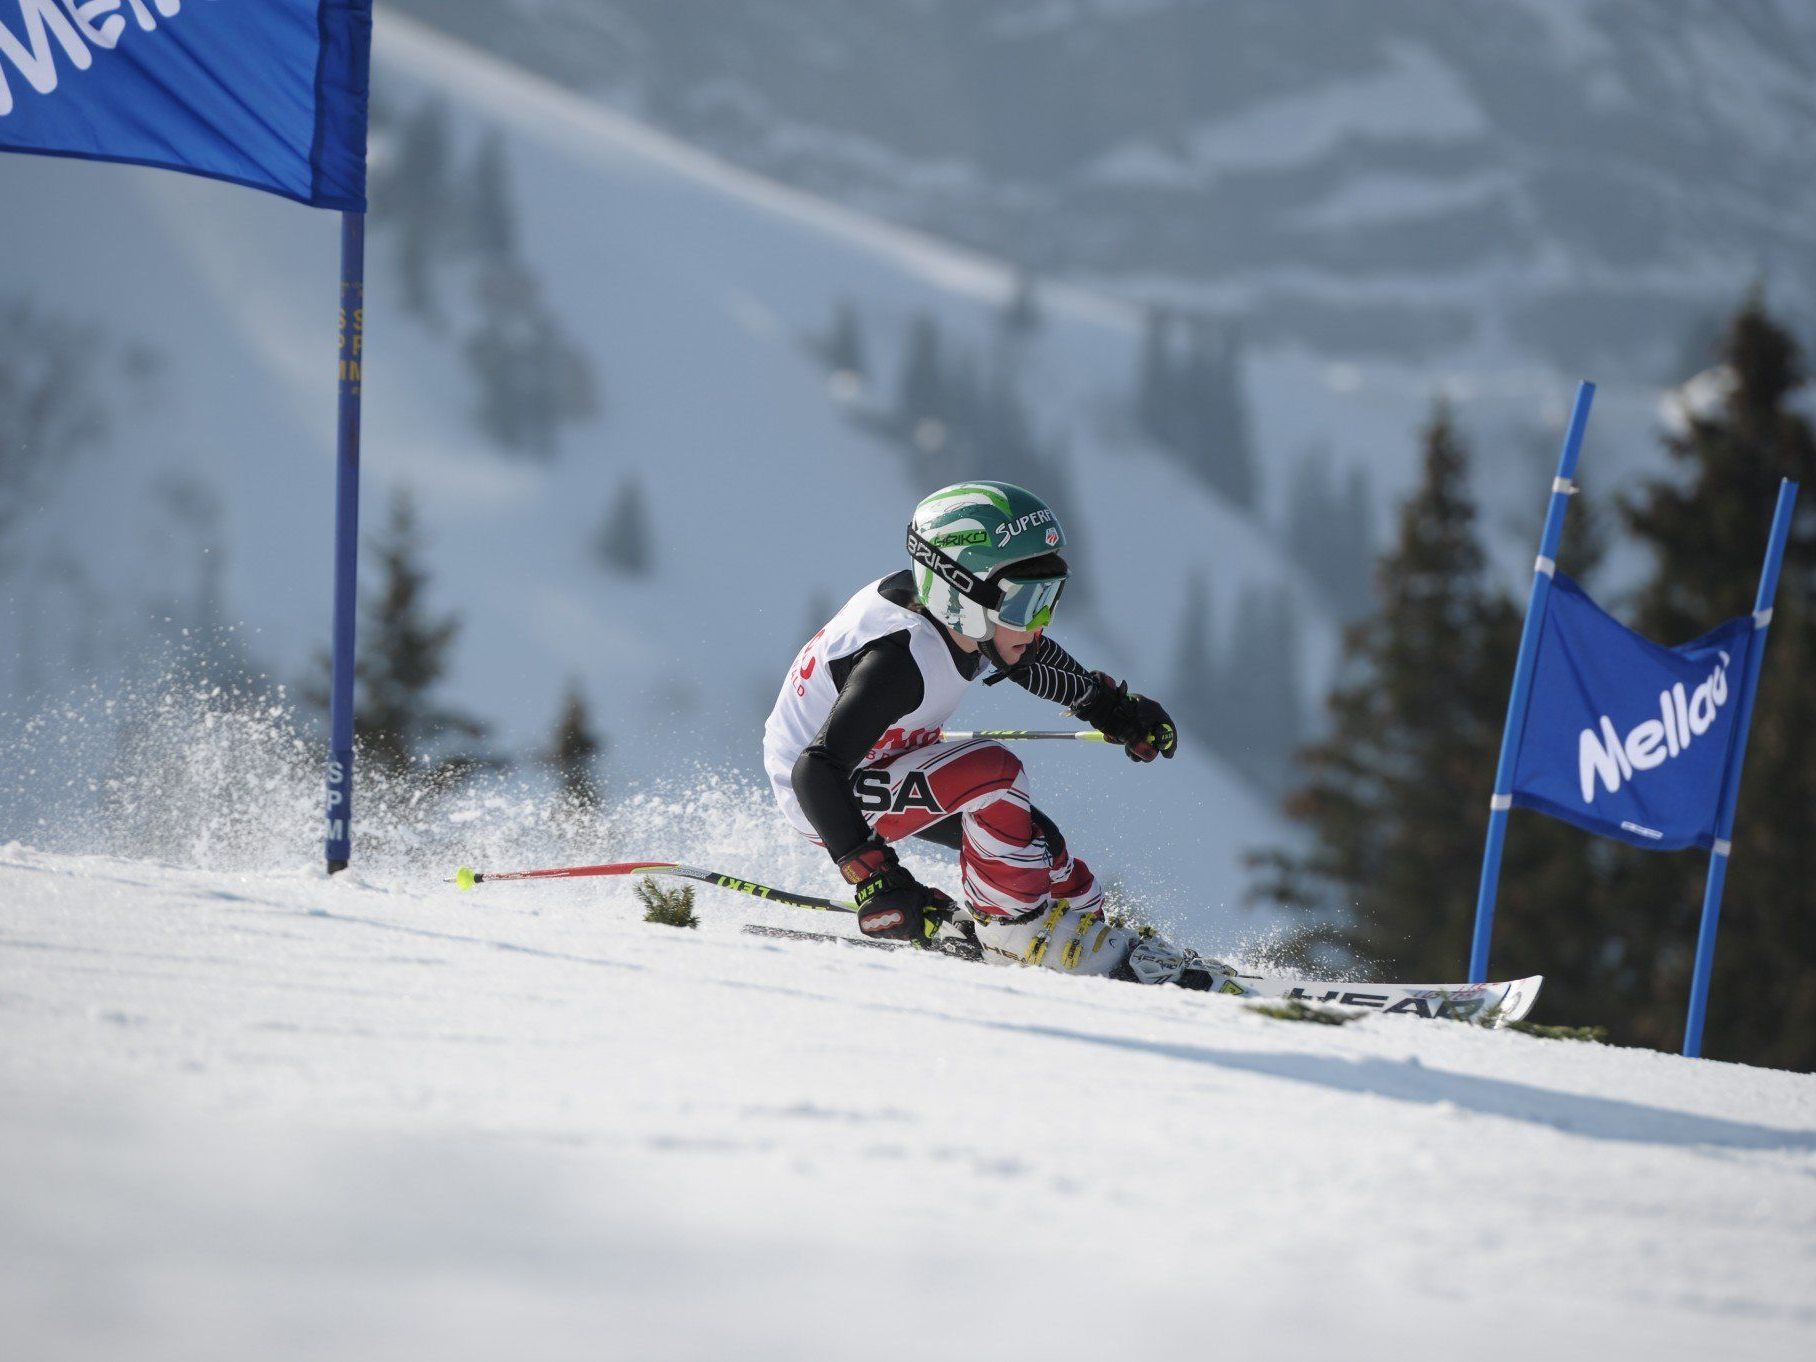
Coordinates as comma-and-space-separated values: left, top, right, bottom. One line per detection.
1132, 309, 1256, 509
867, 311, 1068, 499
1630, 295, 1814, 642
348, 490, 487, 774
37, 551, 107, 681
823, 300, 868, 379
1579, 295, 1816, 1067
465, 266, 545, 454
1287, 448, 1376, 622
1000, 266, 1042, 339
1171, 572, 1216, 733
0, 295, 109, 549
547, 679, 604, 810
1260, 584, 1305, 791
1204, 581, 1302, 795
1250, 401, 1518, 975
1185, 318, 1257, 510
465, 267, 599, 459
389, 99, 454, 324
596, 475, 654, 574
1135, 307, 1177, 451
1340, 464, 1376, 610
147, 475, 260, 694
940, 345, 984, 451
1285, 448, 1329, 562
467, 129, 518, 266
1, 297, 115, 699
897, 314, 944, 427
1169, 577, 1213, 704
1250, 396, 1724, 1046
979, 366, 1038, 485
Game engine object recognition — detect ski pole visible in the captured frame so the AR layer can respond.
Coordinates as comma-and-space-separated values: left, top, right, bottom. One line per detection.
456, 859, 987, 961
454, 859, 859, 915
938, 729, 1106, 742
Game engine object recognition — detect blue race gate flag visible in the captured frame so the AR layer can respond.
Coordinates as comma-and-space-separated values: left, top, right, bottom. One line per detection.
1509, 573, 1755, 852
0, 0, 370, 209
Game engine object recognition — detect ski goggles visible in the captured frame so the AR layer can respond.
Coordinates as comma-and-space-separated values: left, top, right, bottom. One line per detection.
989, 571, 1067, 630
907, 527, 1069, 630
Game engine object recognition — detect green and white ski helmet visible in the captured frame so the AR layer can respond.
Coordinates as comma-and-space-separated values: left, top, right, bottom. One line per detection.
907, 481, 1069, 641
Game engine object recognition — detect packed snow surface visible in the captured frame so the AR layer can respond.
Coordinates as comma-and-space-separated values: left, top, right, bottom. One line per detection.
4, 842, 1813, 1360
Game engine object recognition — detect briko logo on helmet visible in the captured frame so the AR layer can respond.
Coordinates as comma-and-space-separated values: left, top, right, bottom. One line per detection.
907, 531, 979, 592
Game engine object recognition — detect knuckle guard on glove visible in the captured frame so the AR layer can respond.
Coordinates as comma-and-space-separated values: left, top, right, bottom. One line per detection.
839, 839, 954, 945
1075, 672, 1178, 763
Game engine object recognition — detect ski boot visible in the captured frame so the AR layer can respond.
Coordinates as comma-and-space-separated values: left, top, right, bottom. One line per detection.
1124, 936, 1237, 991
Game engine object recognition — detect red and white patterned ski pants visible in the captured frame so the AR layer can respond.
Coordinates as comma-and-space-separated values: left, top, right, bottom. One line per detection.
854, 738, 1103, 922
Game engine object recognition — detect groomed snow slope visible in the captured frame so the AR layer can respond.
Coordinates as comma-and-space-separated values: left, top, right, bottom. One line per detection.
3, 846, 1813, 1361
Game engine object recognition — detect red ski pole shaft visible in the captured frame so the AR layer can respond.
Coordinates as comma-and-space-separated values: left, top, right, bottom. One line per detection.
453, 860, 858, 915
455, 860, 677, 887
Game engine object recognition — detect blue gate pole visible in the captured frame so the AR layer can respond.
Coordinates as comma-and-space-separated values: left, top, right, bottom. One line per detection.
325, 212, 366, 874
1468, 380, 1597, 983
1683, 478, 1798, 1057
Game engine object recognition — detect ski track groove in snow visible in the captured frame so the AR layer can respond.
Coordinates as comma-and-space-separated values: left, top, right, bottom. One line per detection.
2, 849, 1815, 1360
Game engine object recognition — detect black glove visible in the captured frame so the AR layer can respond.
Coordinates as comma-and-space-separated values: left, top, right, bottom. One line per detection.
1075, 672, 1177, 763
837, 838, 956, 945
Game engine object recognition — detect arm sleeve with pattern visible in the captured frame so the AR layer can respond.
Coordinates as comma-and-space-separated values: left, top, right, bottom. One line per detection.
1000, 634, 1103, 712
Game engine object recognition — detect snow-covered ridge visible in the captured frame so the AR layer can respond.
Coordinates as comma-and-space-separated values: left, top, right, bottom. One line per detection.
446, 0, 1816, 377
375, 11, 1135, 333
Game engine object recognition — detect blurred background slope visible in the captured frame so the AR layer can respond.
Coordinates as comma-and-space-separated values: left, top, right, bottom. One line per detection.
404, 0, 1816, 378
2, 1, 1812, 978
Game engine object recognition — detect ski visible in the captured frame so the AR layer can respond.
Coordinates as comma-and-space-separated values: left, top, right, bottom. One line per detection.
1205, 970, 1544, 1024
743, 922, 985, 963
740, 924, 1542, 1024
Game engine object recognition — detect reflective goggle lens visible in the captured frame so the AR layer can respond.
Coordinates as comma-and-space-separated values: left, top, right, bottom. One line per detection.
992, 575, 1066, 630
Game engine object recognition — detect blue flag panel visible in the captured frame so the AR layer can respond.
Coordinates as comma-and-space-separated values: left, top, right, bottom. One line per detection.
1510, 573, 1755, 852
0, 0, 370, 209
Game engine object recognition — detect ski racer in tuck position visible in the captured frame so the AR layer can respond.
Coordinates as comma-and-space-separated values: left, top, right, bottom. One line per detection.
763, 480, 1220, 988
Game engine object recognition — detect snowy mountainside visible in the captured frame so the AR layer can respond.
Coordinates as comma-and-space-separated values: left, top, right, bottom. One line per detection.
3, 845, 1814, 1360
370, 1, 1742, 596
0, 12, 1354, 927
403, 0, 1816, 379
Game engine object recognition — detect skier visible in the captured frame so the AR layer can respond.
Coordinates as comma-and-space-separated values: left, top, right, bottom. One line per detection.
763, 481, 1221, 988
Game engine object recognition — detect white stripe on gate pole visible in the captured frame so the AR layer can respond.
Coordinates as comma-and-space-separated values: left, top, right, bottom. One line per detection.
1682, 478, 1799, 1058
1469, 380, 1596, 984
